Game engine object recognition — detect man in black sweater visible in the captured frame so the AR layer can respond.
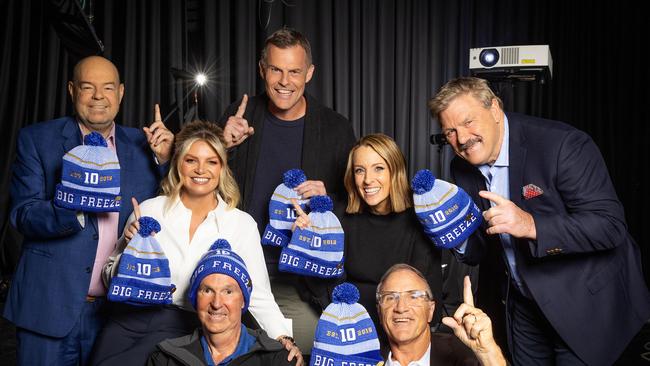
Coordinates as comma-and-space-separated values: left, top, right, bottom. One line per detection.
218, 28, 356, 356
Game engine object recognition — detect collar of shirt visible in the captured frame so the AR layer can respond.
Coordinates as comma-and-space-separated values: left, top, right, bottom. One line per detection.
478, 114, 510, 187
385, 344, 431, 366
201, 324, 256, 366
164, 193, 227, 233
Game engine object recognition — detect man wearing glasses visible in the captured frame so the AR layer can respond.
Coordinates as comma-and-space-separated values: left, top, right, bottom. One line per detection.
376, 264, 506, 366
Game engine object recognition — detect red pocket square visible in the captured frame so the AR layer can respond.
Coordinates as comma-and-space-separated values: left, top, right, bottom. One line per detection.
522, 184, 543, 200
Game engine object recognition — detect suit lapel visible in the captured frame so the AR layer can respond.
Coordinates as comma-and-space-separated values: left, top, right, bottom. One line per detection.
62, 118, 100, 233
301, 94, 320, 178
62, 117, 82, 153
507, 116, 527, 209
115, 125, 134, 227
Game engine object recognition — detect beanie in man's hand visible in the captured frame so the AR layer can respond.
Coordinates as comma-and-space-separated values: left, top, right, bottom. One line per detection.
262, 169, 309, 247
278, 195, 344, 278
108, 216, 175, 305
55, 132, 122, 212
310, 283, 383, 366
411, 169, 482, 249
187, 239, 252, 313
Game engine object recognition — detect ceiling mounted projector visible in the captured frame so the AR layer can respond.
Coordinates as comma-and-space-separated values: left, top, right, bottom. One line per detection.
469, 45, 552, 83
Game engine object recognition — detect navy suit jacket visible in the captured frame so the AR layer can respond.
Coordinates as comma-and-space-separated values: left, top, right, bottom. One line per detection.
452, 113, 650, 366
4, 116, 165, 337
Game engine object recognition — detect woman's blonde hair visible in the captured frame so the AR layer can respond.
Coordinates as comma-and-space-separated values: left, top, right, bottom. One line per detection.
160, 120, 240, 210
344, 133, 412, 214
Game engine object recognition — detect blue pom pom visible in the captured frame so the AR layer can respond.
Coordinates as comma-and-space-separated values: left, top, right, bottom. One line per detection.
411, 169, 436, 194
283, 169, 307, 188
332, 283, 360, 304
84, 132, 108, 147
209, 239, 232, 251
138, 216, 161, 236
309, 195, 333, 213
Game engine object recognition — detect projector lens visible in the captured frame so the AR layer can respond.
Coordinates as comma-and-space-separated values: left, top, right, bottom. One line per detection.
479, 48, 499, 67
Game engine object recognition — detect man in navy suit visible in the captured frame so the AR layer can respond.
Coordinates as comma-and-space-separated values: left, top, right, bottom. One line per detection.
3, 56, 174, 365
427, 77, 650, 365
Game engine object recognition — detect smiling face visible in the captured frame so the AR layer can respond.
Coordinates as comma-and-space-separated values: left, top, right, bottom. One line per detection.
378, 269, 435, 347
259, 45, 314, 120
196, 273, 244, 337
353, 145, 392, 215
179, 140, 222, 199
68, 56, 124, 135
439, 94, 504, 166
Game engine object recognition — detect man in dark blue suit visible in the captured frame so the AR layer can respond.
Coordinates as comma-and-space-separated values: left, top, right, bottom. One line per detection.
428, 77, 650, 365
3, 56, 174, 365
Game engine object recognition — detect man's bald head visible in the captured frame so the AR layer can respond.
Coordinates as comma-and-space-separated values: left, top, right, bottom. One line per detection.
68, 56, 124, 134
72, 56, 121, 84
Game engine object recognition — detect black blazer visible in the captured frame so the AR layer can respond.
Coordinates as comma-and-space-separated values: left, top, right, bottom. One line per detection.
218, 93, 356, 209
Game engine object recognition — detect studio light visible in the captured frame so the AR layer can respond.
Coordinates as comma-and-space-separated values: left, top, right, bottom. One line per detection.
165, 68, 209, 123
195, 73, 207, 86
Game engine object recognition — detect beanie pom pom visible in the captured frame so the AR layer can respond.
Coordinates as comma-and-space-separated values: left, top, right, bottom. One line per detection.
332, 283, 360, 304
138, 216, 161, 236
283, 169, 307, 188
309, 195, 333, 212
209, 239, 232, 251
411, 169, 436, 194
84, 132, 108, 147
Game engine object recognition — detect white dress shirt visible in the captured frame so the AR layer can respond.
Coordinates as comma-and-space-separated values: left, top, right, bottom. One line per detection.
125, 194, 292, 338
385, 344, 431, 366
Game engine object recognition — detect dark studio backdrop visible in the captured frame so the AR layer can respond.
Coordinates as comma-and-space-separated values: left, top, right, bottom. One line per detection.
0, 0, 649, 360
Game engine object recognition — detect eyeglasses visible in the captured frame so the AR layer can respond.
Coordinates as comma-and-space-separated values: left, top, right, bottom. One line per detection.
376, 290, 432, 307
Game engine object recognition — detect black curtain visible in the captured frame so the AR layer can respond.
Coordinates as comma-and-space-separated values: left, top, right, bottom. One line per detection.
1, 0, 649, 286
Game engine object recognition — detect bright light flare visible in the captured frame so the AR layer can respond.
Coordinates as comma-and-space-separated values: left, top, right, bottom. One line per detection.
195, 73, 207, 86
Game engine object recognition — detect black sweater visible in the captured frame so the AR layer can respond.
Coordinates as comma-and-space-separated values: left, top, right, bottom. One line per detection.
340, 208, 443, 350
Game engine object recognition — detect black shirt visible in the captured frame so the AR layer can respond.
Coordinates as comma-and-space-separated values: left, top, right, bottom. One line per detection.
248, 111, 304, 272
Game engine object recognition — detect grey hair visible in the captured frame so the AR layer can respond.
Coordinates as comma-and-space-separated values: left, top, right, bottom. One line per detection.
376, 263, 433, 303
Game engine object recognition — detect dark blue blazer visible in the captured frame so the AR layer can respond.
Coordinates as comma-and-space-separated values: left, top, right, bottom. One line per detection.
453, 113, 650, 366
3, 116, 165, 337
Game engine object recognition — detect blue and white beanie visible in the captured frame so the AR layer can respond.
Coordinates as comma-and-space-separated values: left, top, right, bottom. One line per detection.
187, 239, 252, 313
278, 195, 344, 278
55, 132, 121, 212
310, 283, 384, 366
262, 169, 309, 247
411, 169, 482, 249
108, 216, 175, 305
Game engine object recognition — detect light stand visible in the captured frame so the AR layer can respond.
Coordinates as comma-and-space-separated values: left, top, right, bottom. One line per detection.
165, 68, 207, 125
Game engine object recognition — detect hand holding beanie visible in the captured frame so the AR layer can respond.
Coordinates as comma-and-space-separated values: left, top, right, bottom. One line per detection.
278, 195, 344, 278
262, 169, 309, 247
411, 169, 482, 249
55, 132, 122, 212
187, 239, 252, 313
310, 283, 384, 366
108, 216, 175, 305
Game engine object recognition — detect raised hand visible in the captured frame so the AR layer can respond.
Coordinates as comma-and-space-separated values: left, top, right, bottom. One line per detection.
442, 276, 505, 365
123, 197, 145, 244
143, 104, 174, 164
479, 190, 536, 239
290, 198, 310, 231
277, 336, 304, 366
223, 94, 254, 148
